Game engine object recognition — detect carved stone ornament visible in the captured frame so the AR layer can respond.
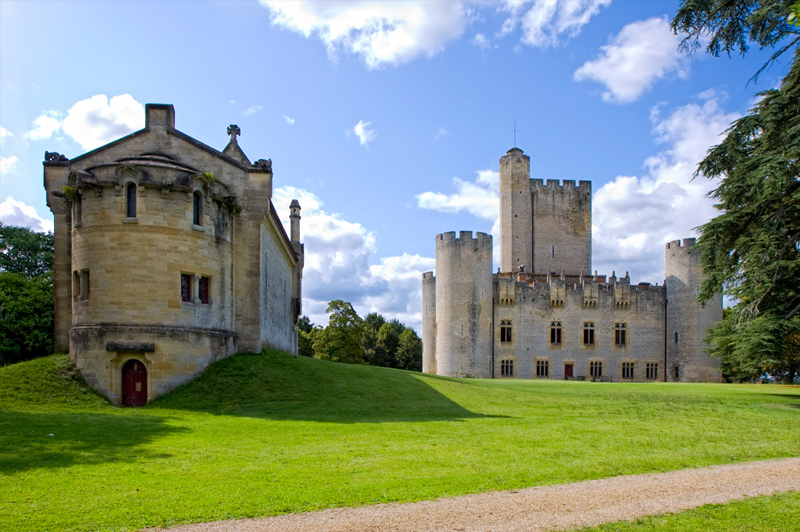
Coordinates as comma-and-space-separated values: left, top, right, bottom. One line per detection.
253, 159, 272, 172
44, 151, 69, 162
227, 124, 241, 141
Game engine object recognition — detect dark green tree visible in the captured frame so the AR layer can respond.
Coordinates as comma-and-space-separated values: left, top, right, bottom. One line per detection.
0, 271, 55, 364
376, 321, 403, 367
672, 1, 800, 382
361, 323, 388, 366
296, 316, 316, 358
363, 312, 386, 331
0, 224, 54, 278
395, 328, 422, 372
313, 300, 365, 364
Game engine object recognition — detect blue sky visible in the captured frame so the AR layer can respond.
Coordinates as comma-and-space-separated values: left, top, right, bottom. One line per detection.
0, 0, 791, 329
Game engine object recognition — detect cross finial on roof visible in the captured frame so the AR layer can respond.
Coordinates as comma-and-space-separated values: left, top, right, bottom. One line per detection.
227, 124, 241, 143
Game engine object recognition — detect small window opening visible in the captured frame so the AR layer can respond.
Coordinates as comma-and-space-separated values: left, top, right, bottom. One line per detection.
126, 183, 137, 218
536, 360, 549, 377
674, 366, 679, 380
551, 245, 555, 258
615, 323, 627, 346
583, 322, 595, 345
500, 320, 512, 343
199, 276, 210, 304
674, 331, 679, 344
181, 274, 192, 302
193, 191, 202, 226
550, 321, 562, 345
622, 361, 634, 379
501, 359, 514, 377
75, 193, 82, 223
590, 361, 603, 378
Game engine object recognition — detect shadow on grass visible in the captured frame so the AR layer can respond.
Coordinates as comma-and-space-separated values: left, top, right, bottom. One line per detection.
0, 410, 187, 473
150, 351, 500, 423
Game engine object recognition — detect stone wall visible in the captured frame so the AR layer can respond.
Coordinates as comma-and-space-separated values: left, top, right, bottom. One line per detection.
259, 214, 298, 354
421, 271, 437, 374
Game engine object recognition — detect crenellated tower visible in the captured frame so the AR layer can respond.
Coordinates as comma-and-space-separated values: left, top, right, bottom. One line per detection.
431, 231, 493, 377
500, 148, 532, 273
665, 239, 722, 382
421, 272, 437, 374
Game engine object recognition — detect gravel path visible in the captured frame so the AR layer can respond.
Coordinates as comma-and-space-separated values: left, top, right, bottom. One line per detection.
153, 457, 800, 532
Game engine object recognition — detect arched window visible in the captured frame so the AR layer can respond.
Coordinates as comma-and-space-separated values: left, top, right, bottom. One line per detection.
193, 191, 202, 226
126, 183, 137, 218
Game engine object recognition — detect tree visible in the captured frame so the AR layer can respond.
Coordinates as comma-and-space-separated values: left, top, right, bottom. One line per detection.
0, 224, 54, 278
0, 271, 54, 364
672, 1, 800, 382
296, 316, 316, 358
395, 328, 422, 372
313, 300, 365, 364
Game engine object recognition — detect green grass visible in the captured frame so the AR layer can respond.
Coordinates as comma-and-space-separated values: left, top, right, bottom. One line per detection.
1, 351, 799, 532
575, 491, 800, 531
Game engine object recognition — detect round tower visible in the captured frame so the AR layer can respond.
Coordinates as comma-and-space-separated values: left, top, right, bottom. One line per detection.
665, 238, 723, 382
499, 147, 532, 274
421, 271, 436, 374
434, 231, 493, 378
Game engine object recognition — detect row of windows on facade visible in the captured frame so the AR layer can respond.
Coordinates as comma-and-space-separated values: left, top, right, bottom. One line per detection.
73, 270, 211, 305
499, 359, 659, 379
73, 184, 205, 226
499, 321, 628, 346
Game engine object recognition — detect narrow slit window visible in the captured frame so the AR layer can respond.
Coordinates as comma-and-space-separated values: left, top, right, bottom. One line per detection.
193, 191, 202, 226
75, 193, 82, 223
181, 274, 192, 302
126, 183, 137, 218
199, 276, 210, 304
674, 331, 679, 344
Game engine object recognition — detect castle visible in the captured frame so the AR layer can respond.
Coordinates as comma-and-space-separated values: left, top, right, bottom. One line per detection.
43, 104, 304, 405
422, 147, 722, 382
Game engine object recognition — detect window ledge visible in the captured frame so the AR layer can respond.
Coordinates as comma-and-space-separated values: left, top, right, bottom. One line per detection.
74, 221, 83, 228
191, 224, 205, 232
123, 217, 138, 224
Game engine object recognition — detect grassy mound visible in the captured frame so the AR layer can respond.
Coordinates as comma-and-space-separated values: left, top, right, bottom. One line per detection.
0, 354, 107, 408
152, 349, 478, 421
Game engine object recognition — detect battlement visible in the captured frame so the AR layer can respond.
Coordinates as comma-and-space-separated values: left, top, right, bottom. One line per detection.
530, 178, 592, 192
422, 271, 435, 279
437, 231, 492, 245
666, 238, 697, 250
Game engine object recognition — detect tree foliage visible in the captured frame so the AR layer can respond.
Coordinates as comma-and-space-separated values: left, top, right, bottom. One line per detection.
0, 225, 56, 365
312, 300, 365, 364
672, 1, 800, 382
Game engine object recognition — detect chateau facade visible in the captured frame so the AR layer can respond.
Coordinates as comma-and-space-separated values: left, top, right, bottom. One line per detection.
44, 104, 304, 405
422, 147, 721, 383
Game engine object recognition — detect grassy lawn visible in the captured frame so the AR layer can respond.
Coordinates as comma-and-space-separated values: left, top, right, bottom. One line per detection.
575, 490, 800, 531
1, 351, 798, 531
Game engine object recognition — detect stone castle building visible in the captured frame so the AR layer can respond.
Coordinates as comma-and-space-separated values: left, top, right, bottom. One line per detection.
44, 104, 304, 405
422, 147, 722, 383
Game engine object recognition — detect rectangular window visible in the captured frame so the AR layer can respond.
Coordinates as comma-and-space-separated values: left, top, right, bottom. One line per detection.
590, 361, 603, 378
500, 321, 512, 343
536, 360, 549, 377
199, 276, 210, 304
615, 323, 627, 346
181, 274, 192, 302
550, 321, 562, 345
583, 322, 595, 345
675, 331, 679, 344
674, 366, 679, 380
646, 362, 658, 380
501, 359, 514, 377
622, 361, 634, 379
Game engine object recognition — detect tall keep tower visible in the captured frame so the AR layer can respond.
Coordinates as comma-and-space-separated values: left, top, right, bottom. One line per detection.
500, 148, 532, 273
432, 231, 493, 378
665, 239, 723, 382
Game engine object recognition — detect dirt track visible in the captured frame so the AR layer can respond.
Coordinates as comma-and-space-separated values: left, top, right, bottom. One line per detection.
151, 457, 800, 532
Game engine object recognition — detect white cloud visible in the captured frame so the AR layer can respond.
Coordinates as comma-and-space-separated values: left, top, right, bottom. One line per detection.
500, 0, 611, 47
62, 94, 144, 150
472, 33, 492, 50
0, 126, 14, 145
25, 111, 62, 141
260, 0, 473, 69
273, 186, 433, 330
416, 169, 498, 221
284, 115, 296, 125
0, 197, 53, 232
592, 92, 740, 281
0, 156, 18, 176
574, 17, 688, 103
353, 119, 376, 147
243, 105, 263, 116
434, 127, 447, 140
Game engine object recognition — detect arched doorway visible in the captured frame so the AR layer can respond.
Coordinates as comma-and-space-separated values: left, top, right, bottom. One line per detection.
122, 359, 147, 406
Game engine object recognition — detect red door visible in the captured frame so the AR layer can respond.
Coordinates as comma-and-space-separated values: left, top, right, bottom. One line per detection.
564, 364, 574, 380
122, 359, 147, 407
